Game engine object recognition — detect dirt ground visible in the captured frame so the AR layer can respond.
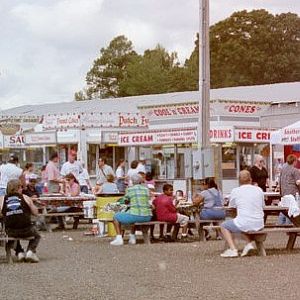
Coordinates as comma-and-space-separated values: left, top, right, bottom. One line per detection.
1, 224, 300, 300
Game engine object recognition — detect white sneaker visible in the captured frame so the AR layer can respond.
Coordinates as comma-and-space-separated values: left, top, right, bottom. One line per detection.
241, 242, 255, 257
26, 250, 39, 263
110, 236, 124, 246
220, 248, 239, 258
128, 235, 136, 245
17, 252, 26, 262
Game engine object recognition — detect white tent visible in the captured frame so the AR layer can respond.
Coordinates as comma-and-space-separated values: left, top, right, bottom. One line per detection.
269, 120, 300, 185
270, 121, 300, 145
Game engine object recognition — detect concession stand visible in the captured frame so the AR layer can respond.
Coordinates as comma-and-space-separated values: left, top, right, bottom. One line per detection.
3, 82, 299, 192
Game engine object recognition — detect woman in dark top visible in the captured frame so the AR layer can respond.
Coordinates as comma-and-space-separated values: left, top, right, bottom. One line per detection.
250, 155, 269, 192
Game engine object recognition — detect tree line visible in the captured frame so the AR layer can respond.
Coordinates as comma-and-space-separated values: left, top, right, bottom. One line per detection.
75, 9, 300, 101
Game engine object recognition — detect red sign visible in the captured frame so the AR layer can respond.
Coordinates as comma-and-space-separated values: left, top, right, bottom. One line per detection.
225, 104, 261, 114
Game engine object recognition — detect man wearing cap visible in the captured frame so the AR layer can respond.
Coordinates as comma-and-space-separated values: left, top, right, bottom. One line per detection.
0, 154, 24, 196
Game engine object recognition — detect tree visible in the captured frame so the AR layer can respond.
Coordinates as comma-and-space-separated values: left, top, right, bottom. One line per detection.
119, 45, 181, 96
75, 35, 138, 100
186, 9, 300, 88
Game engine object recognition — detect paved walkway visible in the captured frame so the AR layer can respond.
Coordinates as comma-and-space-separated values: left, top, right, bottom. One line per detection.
1, 227, 300, 299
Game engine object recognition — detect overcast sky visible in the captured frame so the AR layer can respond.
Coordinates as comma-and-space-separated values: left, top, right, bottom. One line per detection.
0, 0, 299, 110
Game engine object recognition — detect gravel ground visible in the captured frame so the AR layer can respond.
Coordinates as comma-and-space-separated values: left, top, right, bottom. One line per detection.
1, 225, 300, 300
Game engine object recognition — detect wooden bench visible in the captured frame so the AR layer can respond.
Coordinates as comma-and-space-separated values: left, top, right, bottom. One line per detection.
187, 220, 223, 241
203, 225, 300, 256
0, 236, 34, 263
134, 221, 175, 244
121, 220, 223, 244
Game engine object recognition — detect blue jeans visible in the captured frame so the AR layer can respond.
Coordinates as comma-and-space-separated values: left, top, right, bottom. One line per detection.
200, 209, 225, 220
278, 213, 292, 225
114, 213, 152, 224
0, 188, 6, 196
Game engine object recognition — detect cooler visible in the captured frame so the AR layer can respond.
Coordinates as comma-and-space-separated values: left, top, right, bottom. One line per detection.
83, 200, 96, 219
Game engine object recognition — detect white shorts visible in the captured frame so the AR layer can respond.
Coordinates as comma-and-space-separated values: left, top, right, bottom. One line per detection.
176, 213, 189, 226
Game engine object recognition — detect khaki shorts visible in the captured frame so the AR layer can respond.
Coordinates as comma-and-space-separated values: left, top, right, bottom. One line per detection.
176, 213, 189, 226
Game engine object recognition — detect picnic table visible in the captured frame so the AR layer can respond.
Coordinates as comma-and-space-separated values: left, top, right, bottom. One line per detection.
37, 194, 96, 208
36, 194, 96, 230
264, 192, 280, 205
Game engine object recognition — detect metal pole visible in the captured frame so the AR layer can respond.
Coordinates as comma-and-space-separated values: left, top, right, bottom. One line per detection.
199, 0, 210, 149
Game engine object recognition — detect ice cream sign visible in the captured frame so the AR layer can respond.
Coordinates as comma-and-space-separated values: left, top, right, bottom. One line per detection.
119, 128, 197, 146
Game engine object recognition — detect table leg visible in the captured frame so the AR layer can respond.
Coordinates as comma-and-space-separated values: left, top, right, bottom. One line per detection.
141, 226, 151, 245
286, 233, 297, 251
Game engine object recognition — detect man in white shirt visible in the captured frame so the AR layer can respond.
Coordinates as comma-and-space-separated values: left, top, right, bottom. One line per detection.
136, 158, 146, 174
95, 158, 115, 193
0, 154, 24, 196
78, 163, 92, 193
60, 152, 82, 181
220, 170, 264, 258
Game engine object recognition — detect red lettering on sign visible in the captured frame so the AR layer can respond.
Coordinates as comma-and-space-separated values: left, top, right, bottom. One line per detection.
228, 105, 256, 114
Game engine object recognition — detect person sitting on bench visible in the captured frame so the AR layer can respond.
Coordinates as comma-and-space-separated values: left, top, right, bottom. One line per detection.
110, 174, 152, 246
0, 179, 41, 262
153, 184, 189, 242
220, 170, 264, 258
193, 177, 225, 240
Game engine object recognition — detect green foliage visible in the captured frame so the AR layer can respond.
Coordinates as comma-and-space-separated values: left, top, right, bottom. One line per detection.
119, 45, 181, 96
75, 9, 300, 100
188, 9, 300, 88
75, 35, 138, 100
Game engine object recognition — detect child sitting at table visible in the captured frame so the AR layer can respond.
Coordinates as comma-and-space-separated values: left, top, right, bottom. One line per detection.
63, 173, 80, 196
153, 184, 189, 242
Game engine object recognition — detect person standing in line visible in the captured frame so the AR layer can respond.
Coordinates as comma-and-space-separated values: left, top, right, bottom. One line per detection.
95, 157, 115, 193
45, 152, 62, 193
78, 162, 92, 194
220, 170, 264, 258
278, 154, 300, 224
249, 155, 269, 192
60, 151, 82, 181
23, 163, 35, 185
115, 159, 127, 193
126, 160, 139, 187
136, 158, 146, 174
0, 154, 24, 196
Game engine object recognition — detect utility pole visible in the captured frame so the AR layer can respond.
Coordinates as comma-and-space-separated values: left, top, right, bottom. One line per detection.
198, 0, 213, 179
